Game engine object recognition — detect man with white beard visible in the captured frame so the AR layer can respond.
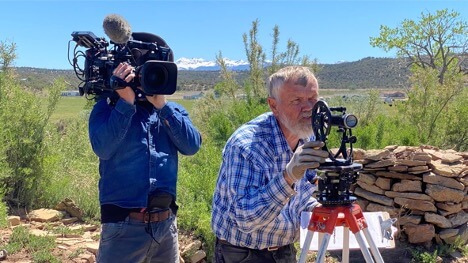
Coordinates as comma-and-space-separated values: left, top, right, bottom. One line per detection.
211, 66, 329, 263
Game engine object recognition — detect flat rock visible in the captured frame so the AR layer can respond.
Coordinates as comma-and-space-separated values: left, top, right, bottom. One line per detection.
364, 149, 392, 161
385, 191, 433, 201
394, 197, 437, 212
365, 159, 396, 168
354, 187, 394, 206
423, 172, 465, 190
404, 223, 435, 244
425, 213, 452, 228
425, 184, 465, 203
28, 209, 63, 223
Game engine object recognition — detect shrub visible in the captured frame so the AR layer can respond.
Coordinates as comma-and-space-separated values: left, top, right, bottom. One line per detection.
0, 71, 64, 208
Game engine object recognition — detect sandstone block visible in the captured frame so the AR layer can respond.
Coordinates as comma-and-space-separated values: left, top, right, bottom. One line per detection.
423, 173, 465, 191
357, 181, 385, 195
424, 213, 452, 228
392, 180, 422, 192
365, 159, 396, 168
357, 173, 376, 185
354, 187, 394, 206
396, 160, 427, 167
388, 165, 408, 172
425, 184, 464, 203
394, 197, 437, 212
376, 171, 422, 181
438, 229, 458, 239
436, 202, 462, 215
448, 211, 468, 228
404, 223, 435, 244
375, 177, 391, 190
399, 215, 422, 225
28, 209, 64, 223
364, 149, 392, 161
385, 191, 433, 201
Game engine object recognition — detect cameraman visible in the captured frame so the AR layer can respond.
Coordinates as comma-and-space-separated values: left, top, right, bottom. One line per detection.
89, 60, 202, 262
211, 66, 329, 262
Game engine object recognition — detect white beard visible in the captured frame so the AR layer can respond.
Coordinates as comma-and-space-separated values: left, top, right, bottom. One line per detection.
278, 112, 313, 140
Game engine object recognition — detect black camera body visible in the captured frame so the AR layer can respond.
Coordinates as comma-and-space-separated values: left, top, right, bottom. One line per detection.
69, 31, 177, 97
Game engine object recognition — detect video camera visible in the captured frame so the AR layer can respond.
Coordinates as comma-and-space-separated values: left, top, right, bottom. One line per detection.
68, 31, 177, 98
311, 100, 362, 206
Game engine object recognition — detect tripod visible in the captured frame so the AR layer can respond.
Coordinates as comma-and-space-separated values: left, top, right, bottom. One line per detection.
298, 203, 385, 263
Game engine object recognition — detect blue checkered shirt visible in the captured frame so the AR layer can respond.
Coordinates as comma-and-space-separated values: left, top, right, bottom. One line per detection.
211, 112, 318, 249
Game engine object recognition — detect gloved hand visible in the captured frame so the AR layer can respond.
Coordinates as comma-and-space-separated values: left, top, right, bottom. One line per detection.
285, 141, 329, 182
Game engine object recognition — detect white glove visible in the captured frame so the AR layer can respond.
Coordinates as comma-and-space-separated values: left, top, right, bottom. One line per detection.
285, 141, 328, 182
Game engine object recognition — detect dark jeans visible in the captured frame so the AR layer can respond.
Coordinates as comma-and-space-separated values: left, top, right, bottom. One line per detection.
97, 215, 179, 263
214, 238, 297, 263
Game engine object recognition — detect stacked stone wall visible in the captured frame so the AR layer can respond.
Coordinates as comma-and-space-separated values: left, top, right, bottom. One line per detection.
352, 145, 467, 245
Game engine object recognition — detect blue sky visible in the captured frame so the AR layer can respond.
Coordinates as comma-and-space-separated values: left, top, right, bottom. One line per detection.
1, 0, 466, 69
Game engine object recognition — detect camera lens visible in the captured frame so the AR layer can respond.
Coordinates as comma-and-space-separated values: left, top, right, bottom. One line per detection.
343, 114, 358, 129
142, 63, 168, 87
139, 60, 178, 95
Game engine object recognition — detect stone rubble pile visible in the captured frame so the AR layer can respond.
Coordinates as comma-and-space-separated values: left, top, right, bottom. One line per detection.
352, 145, 468, 245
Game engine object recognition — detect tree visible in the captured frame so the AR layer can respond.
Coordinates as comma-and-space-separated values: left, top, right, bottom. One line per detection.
243, 19, 267, 99
215, 51, 240, 100
0, 41, 65, 207
241, 20, 320, 100
0, 40, 17, 72
370, 9, 468, 149
269, 25, 321, 77
370, 9, 467, 85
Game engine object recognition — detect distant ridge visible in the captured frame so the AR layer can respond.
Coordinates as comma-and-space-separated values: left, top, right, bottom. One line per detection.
14, 57, 410, 92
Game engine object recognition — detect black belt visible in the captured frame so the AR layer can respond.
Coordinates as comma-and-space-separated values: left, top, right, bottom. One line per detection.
217, 238, 285, 252
128, 209, 171, 223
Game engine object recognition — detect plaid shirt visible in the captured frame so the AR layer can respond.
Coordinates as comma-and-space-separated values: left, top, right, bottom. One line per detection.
211, 112, 317, 249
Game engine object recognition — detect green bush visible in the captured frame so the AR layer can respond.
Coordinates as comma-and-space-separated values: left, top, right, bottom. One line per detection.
177, 137, 222, 258
0, 71, 64, 208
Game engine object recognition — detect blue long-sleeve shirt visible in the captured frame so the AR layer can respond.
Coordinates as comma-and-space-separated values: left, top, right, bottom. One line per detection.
89, 97, 202, 208
211, 112, 317, 250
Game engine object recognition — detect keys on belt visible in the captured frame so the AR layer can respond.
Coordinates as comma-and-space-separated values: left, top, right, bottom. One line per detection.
128, 209, 171, 223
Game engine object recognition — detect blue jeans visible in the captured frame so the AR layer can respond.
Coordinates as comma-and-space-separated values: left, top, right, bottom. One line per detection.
214, 238, 297, 263
97, 215, 179, 263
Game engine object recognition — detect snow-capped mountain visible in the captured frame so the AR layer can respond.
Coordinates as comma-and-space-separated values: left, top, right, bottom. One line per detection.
175, 57, 250, 71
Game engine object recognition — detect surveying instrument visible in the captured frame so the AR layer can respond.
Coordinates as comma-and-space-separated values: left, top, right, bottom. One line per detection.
298, 100, 384, 263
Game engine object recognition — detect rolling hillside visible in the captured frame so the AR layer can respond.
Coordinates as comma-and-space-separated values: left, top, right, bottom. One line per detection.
13, 57, 410, 93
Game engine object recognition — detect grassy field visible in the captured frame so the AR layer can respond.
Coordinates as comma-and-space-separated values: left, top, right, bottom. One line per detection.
51, 96, 197, 121
50, 88, 400, 123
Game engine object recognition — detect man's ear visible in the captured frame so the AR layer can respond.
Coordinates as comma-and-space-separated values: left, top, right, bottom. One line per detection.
267, 97, 278, 115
